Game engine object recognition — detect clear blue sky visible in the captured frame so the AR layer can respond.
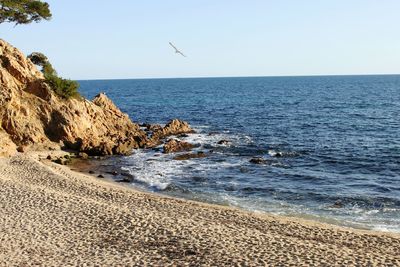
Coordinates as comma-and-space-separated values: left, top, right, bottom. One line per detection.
1, 0, 399, 79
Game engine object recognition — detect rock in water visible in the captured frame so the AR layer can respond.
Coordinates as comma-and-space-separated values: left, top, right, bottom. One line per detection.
249, 157, 267, 164
163, 139, 195, 153
0, 39, 148, 156
146, 119, 195, 147
329, 200, 344, 209
173, 151, 207, 160
217, 139, 230, 145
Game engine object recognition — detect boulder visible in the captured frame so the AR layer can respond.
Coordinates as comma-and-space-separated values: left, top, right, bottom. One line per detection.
163, 139, 195, 153
146, 119, 195, 147
159, 119, 195, 136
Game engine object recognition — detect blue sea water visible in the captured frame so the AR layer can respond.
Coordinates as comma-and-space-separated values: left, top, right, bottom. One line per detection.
79, 75, 400, 232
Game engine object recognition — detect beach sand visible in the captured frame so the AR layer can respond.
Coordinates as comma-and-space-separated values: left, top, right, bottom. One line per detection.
0, 153, 399, 266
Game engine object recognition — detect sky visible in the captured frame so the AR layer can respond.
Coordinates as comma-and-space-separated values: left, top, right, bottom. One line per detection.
1, 0, 400, 80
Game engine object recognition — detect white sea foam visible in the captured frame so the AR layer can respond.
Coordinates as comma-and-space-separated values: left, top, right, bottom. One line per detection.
268, 150, 279, 157
121, 150, 184, 190
119, 126, 400, 233
120, 127, 246, 191
372, 225, 400, 233
181, 126, 253, 147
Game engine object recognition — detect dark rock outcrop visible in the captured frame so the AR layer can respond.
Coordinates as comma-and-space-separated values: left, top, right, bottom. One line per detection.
217, 140, 230, 145
249, 157, 267, 164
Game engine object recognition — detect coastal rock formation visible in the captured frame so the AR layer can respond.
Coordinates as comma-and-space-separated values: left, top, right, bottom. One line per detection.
163, 139, 195, 153
146, 119, 195, 147
0, 39, 148, 156
156, 119, 194, 137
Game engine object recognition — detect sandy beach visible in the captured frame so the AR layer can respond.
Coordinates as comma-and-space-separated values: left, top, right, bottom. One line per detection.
0, 153, 399, 266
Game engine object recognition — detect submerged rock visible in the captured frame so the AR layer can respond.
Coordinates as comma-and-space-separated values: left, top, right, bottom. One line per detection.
217, 139, 230, 145
173, 151, 207, 161
249, 157, 268, 164
117, 176, 134, 183
329, 200, 344, 209
268, 150, 284, 157
163, 139, 195, 153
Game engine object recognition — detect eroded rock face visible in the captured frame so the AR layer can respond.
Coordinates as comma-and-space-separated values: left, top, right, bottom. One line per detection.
55, 93, 148, 156
0, 39, 148, 156
0, 130, 17, 157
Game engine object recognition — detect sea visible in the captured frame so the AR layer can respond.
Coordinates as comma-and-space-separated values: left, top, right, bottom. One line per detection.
78, 75, 400, 233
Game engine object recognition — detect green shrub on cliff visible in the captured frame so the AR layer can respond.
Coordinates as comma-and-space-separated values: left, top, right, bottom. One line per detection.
45, 74, 79, 99
0, 0, 51, 25
28, 52, 80, 99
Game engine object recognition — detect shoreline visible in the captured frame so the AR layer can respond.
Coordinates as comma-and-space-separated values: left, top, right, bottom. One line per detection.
0, 152, 399, 265
68, 153, 399, 234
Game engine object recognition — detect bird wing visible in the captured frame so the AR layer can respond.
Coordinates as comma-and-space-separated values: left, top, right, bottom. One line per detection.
177, 51, 187, 57
169, 42, 187, 57
169, 42, 178, 52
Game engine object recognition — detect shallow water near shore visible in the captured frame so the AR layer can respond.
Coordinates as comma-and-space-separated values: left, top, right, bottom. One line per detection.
78, 75, 400, 233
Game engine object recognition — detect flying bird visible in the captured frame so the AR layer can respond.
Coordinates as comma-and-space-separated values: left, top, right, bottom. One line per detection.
169, 42, 187, 57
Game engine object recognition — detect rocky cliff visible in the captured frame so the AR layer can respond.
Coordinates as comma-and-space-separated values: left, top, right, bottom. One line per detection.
0, 39, 193, 157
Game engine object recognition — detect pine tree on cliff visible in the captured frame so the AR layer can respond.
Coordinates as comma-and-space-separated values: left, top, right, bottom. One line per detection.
0, 0, 51, 25
27, 51, 80, 99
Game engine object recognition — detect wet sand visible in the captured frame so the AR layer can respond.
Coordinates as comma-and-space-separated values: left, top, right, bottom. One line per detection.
0, 153, 399, 266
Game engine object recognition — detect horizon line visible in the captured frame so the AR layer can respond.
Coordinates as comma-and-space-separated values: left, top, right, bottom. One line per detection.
76, 73, 400, 81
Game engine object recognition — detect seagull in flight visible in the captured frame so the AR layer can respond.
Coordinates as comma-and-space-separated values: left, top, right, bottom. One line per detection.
169, 42, 187, 57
